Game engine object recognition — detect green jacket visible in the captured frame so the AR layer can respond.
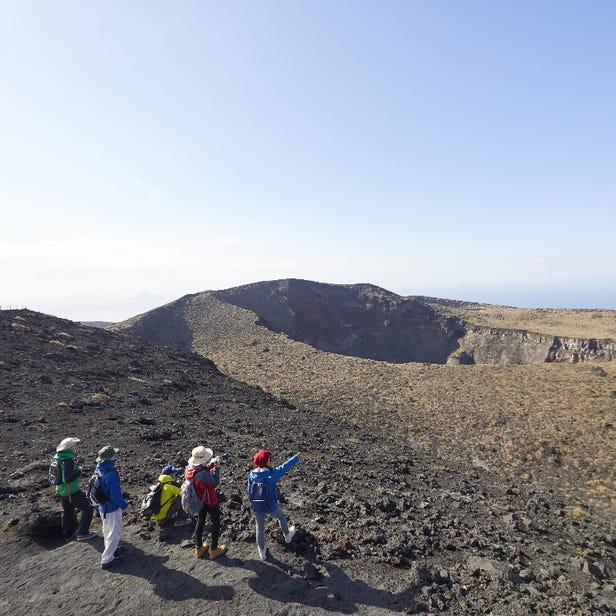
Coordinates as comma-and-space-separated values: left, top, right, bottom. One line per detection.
54, 450, 82, 498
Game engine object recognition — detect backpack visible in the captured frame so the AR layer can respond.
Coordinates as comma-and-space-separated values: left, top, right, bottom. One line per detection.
48, 460, 63, 486
49, 458, 80, 487
86, 470, 113, 507
140, 481, 164, 519
249, 478, 271, 513
180, 478, 204, 515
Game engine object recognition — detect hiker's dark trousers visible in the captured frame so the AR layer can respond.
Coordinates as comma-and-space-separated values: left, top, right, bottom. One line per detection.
60, 489, 93, 538
195, 503, 221, 550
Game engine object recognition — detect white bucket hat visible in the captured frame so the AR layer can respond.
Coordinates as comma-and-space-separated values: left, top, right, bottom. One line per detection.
56, 437, 80, 452
188, 446, 213, 466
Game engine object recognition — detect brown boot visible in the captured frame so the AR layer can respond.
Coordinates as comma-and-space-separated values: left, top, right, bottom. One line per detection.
194, 543, 208, 558
209, 544, 227, 560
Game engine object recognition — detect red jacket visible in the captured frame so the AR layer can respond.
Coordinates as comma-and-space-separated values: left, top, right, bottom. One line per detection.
184, 464, 219, 507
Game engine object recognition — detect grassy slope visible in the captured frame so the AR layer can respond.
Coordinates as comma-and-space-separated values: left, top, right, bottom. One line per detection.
183, 294, 616, 512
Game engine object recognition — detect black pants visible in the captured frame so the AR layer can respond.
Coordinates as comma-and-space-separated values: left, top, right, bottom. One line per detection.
195, 503, 220, 549
60, 489, 93, 538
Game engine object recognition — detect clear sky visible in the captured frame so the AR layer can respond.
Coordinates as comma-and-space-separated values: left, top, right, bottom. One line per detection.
1, 1, 615, 322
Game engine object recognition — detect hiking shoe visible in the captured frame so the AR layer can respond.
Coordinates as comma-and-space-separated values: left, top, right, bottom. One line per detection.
194, 544, 209, 558
65, 531, 77, 541
258, 546, 268, 561
285, 526, 296, 543
76, 531, 97, 541
209, 545, 227, 560
101, 556, 123, 570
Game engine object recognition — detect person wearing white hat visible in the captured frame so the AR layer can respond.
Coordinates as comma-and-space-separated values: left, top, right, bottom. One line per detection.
52, 437, 96, 541
184, 445, 227, 559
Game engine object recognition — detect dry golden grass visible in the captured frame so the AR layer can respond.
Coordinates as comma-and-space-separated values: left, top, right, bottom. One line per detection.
184, 294, 616, 511
87, 392, 109, 402
128, 376, 147, 384
427, 300, 616, 340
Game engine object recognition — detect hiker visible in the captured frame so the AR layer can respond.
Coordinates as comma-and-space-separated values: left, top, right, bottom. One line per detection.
184, 446, 227, 559
247, 449, 299, 560
95, 445, 130, 570
148, 465, 191, 528
52, 437, 96, 541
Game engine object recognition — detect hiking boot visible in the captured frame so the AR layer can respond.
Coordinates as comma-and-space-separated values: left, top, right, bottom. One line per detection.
258, 546, 268, 561
194, 544, 209, 558
76, 531, 97, 541
101, 556, 123, 570
65, 531, 77, 541
209, 545, 227, 560
285, 526, 296, 543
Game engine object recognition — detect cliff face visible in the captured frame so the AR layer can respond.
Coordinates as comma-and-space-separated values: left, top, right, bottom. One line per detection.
214, 279, 465, 364
447, 327, 555, 365
448, 325, 616, 365
547, 335, 616, 363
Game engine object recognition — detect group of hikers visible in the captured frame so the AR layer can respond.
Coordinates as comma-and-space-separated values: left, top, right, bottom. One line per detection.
51, 437, 299, 570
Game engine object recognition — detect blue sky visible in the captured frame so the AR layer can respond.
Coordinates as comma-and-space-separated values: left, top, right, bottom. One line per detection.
1, 1, 615, 321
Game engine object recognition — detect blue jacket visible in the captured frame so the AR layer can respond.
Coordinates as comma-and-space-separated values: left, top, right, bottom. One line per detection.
96, 459, 129, 515
247, 454, 299, 514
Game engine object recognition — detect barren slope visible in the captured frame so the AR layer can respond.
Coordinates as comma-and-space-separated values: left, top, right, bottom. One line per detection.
2, 309, 616, 614
4, 309, 616, 614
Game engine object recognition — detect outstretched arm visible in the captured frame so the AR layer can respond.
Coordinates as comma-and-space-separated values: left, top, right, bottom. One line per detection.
271, 454, 300, 482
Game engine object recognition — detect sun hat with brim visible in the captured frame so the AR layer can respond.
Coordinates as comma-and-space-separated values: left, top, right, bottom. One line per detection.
96, 445, 118, 463
56, 437, 81, 452
253, 449, 270, 468
188, 446, 213, 466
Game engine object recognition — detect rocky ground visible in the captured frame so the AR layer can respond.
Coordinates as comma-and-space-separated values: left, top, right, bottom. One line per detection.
1, 309, 616, 614
124, 291, 616, 512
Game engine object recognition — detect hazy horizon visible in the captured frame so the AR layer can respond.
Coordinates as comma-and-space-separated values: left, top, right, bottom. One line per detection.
2, 2, 615, 322
2, 279, 615, 324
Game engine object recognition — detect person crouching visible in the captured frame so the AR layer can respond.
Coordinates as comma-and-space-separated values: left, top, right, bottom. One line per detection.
150, 465, 191, 529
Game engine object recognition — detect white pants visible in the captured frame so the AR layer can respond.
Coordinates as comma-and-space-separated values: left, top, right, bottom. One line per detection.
101, 509, 123, 565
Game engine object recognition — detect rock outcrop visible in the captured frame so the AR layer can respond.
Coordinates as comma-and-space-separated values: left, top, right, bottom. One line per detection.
448, 326, 616, 365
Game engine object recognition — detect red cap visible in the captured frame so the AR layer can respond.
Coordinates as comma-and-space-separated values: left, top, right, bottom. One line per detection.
253, 449, 270, 468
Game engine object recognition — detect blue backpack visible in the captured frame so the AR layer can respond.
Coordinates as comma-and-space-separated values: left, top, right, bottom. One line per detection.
249, 476, 271, 513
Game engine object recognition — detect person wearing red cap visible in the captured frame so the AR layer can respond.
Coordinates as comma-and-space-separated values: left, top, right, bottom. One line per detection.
247, 449, 300, 560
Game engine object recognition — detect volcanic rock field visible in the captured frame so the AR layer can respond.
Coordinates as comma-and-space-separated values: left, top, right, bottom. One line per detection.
1, 281, 616, 614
